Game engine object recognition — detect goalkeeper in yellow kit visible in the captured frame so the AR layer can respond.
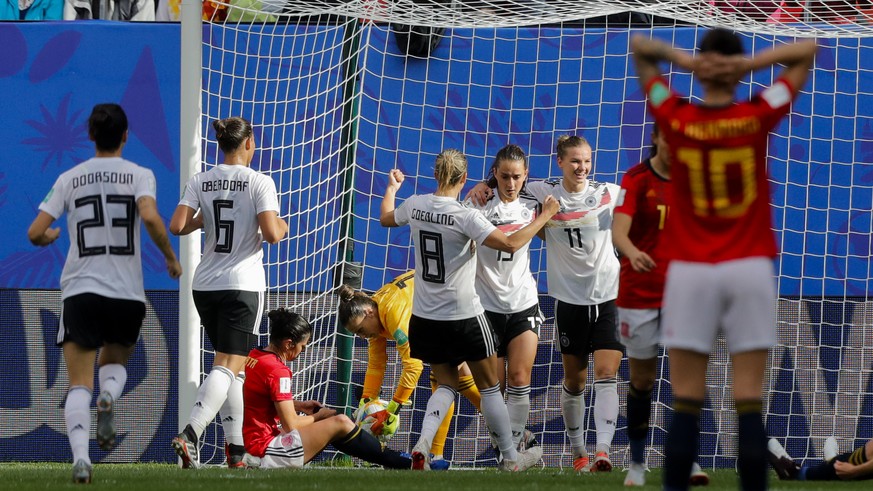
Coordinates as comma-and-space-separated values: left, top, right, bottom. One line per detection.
338, 271, 482, 468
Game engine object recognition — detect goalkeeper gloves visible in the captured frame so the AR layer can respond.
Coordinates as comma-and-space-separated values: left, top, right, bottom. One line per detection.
353, 397, 371, 423
370, 400, 402, 437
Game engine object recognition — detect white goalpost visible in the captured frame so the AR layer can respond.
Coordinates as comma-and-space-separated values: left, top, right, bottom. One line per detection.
181, 0, 873, 469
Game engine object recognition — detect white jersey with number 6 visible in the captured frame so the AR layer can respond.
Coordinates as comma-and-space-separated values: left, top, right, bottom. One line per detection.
38, 157, 155, 302
526, 179, 620, 306
394, 194, 496, 321
178, 164, 280, 292
470, 192, 540, 313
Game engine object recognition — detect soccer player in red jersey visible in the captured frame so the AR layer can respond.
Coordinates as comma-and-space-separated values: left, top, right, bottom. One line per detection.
631, 29, 816, 491
242, 308, 411, 469
613, 126, 707, 487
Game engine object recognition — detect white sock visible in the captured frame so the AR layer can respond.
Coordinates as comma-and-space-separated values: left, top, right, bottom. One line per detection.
98, 364, 127, 402
593, 377, 618, 454
65, 386, 92, 464
219, 373, 245, 446
480, 384, 517, 462
506, 384, 530, 447
414, 385, 457, 454
561, 384, 587, 456
189, 365, 235, 438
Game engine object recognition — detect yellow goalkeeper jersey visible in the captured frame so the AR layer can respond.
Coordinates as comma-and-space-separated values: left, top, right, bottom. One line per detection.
362, 270, 423, 405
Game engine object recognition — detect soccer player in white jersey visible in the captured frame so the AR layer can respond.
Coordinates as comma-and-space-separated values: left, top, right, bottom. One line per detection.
380, 149, 558, 471
468, 135, 623, 472
27, 103, 182, 484
170, 116, 288, 469
469, 144, 543, 454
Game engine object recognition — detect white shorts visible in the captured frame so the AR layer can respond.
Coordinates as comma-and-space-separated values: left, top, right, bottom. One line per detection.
617, 307, 660, 359
259, 429, 305, 469
662, 257, 776, 355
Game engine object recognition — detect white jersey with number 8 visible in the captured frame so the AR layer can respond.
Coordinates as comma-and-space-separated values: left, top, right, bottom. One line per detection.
394, 194, 495, 321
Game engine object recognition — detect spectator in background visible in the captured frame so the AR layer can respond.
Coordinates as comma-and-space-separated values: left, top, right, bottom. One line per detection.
1, 0, 63, 19
64, 0, 155, 20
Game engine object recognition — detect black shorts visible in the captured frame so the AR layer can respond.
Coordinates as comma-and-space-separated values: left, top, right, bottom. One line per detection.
408, 313, 496, 365
193, 290, 262, 356
485, 304, 542, 358
554, 299, 623, 357
59, 293, 146, 349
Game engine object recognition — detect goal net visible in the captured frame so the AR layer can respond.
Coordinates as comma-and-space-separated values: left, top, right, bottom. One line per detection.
189, 0, 873, 469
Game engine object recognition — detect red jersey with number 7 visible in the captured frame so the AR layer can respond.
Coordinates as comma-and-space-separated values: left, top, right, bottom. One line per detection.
645, 75, 797, 263
615, 159, 671, 308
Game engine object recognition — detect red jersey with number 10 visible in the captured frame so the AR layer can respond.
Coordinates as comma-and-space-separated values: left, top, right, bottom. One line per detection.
614, 159, 671, 308
646, 75, 797, 263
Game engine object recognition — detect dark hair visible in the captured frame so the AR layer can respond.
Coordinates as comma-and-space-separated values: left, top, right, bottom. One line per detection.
555, 135, 591, 159
485, 144, 528, 189
648, 124, 660, 159
699, 28, 744, 56
267, 308, 312, 346
337, 284, 377, 330
212, 117, 253, 153
89, 103, 128, 151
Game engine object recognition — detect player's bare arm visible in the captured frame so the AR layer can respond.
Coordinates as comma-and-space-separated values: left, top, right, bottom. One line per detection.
482, 195, 558, 253
463, 180, 493, 206
746, 40, 817, 94
27, 211, 61, 246
138, 196, 182, 279
630, 35, 694, 89
169, 205, 203, 236
612, 212, 656, 273
258, 210, 288, 244
294, 400, 325, 415
275, 399, 319, 431
379, 169, 404, 227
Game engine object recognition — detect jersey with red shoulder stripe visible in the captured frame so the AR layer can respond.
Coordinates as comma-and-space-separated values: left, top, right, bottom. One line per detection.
614, 159, 671, 309
526, 178, 620, 305
646, 75, 797, 262
469, 190, 540, 313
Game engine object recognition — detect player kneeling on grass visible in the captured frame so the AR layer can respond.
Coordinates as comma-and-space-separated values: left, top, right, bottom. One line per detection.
242, 308, 412, 469
769, 437, 873, 481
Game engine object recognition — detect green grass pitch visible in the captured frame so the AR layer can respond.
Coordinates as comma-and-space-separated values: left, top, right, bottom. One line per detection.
0, 464, 861, 490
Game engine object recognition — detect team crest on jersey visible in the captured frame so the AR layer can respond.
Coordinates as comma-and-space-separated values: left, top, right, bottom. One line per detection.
584, 195, 598, 208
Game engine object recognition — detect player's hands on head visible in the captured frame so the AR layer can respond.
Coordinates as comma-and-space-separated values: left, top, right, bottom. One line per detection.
694, 52, 747, 86
464, 181, 492, 206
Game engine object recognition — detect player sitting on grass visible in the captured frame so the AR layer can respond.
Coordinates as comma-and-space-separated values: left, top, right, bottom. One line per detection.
242, 307, 412, 469
769, 437, 873, 481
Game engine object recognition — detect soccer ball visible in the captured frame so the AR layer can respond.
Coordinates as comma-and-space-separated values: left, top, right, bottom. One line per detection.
356, 399, 392, 443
